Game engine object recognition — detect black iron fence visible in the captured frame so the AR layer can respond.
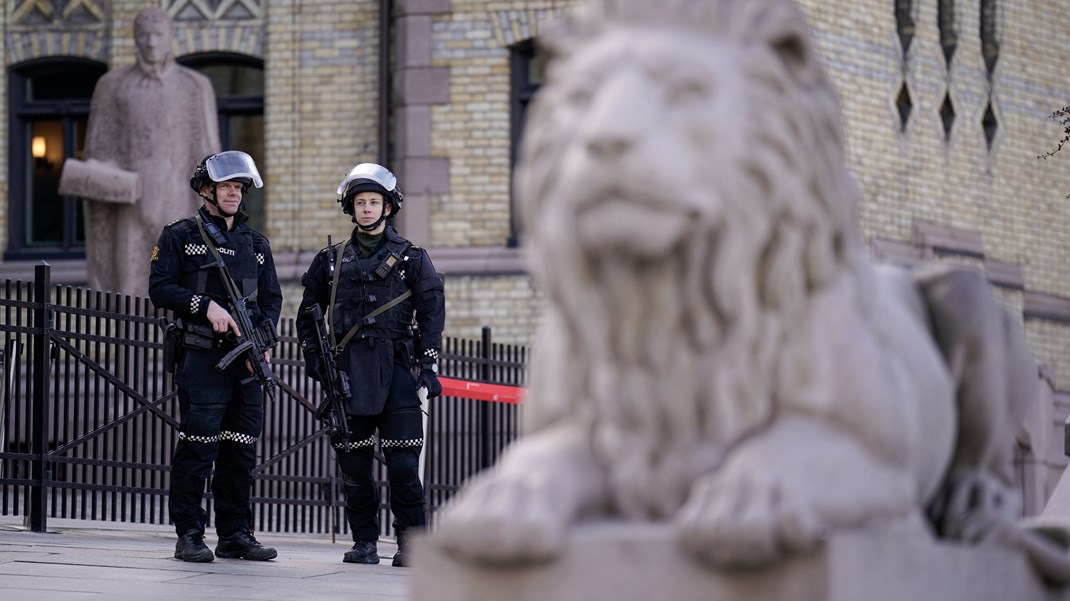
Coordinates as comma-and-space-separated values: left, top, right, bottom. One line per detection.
0, 263, 526, 537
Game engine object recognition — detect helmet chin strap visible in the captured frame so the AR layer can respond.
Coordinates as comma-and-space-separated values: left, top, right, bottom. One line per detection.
200, 189, 239, 218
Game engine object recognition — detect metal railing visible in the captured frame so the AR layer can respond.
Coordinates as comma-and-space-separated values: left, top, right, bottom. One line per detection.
0, 263, 526, 536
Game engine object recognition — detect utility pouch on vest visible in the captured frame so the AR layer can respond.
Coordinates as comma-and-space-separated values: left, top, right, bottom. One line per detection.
181, 322, 217, 350
161, 319, 182, 373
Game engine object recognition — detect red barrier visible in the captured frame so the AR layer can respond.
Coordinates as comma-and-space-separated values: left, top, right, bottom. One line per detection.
440, 376, 525, 404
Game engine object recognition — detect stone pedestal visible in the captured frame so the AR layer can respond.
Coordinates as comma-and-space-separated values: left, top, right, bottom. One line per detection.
411, 521, 1067, 601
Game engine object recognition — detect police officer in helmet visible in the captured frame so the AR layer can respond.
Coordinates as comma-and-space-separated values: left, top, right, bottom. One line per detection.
295, 163, 445, 567
149, 150, 283, 563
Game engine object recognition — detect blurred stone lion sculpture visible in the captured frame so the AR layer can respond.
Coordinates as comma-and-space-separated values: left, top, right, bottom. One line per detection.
434, 0, 1070, 581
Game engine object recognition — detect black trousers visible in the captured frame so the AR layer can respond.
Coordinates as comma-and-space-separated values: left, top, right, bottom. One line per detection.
170, 348, 264, 537
337, 363, 426, 542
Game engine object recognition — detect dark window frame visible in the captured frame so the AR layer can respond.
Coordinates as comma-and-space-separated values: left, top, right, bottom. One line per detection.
508, 39, 542, 248
7, 57, 107, 260
179, 52, 266, 232
178, 52, 265, 141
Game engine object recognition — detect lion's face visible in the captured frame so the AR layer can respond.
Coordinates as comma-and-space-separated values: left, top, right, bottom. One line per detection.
522, 30, 752, 262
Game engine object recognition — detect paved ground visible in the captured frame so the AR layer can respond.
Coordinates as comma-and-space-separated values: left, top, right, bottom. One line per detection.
0, 516, 409, 601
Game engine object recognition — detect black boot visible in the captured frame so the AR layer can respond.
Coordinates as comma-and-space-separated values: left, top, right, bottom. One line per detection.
392, 534, 410, 567
215, 530, 278, 561
174, 529, 214, 563
343, 540, 380, 564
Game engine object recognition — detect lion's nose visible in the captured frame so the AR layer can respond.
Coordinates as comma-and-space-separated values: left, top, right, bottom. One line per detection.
582, 70, 651, 160
587, 134, 632, 159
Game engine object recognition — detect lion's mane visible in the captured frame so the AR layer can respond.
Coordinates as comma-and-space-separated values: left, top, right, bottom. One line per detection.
515, 0, 878, 518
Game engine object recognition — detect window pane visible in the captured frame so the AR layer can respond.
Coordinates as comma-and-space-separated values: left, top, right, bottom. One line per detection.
184, 58, 266, 232
28, 68, 99, 101
230, 114, 266, 232
28, 121, 64, 245
198, 64, 264, 97
528, 54, 545, 87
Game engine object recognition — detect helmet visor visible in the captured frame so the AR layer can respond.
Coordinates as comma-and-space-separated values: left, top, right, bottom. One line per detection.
337, 163, 397, 197
206, 151, 263, 188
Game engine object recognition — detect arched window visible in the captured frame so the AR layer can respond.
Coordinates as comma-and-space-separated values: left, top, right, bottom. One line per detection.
180, 53, 266, 232
7, 59, 106, 259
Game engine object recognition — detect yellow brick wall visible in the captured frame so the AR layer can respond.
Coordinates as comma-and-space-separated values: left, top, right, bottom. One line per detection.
416, 1, 569, 342
264, 1, 382, 254
798, 1, 1070, 389
4, 0, 1070, 386
443, 273, 543, 344
418, 0, 1070, 380
800, 2, 1070, 292
429, 1, 566, 248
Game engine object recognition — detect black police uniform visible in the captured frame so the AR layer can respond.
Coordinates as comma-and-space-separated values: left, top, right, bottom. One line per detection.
295, 224, 444, 544
149, 206, 283, 539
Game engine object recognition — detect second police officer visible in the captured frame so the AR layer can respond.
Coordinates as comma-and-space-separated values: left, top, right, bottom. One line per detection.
149, 150, 283, 563
296, 163, 445, 567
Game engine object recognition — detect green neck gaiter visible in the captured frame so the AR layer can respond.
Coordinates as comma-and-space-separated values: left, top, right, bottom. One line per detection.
354, 231, 383, 257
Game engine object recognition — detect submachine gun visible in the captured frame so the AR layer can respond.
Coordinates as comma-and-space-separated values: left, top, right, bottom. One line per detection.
197, 215, 278, 402
211, 261, 279, 402
305, 303, 352, 446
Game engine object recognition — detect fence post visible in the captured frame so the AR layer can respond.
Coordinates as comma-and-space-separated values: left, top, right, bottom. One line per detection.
0, 345, 5, 480
479, 325, 492, 470
29, 262, 52, 532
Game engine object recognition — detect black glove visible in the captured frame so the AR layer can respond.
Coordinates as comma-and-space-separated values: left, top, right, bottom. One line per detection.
417, 369, 442, 399
303, 347, 324, 383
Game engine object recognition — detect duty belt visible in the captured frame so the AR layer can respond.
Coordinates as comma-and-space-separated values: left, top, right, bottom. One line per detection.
178, 320, 235, 350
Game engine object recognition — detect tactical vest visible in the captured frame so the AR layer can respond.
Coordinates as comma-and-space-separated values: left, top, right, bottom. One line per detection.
330, 238, 416, 343
174, 217, 264, 323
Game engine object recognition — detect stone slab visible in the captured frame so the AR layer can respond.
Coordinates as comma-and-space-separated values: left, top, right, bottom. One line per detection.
411, 522, 1069, 601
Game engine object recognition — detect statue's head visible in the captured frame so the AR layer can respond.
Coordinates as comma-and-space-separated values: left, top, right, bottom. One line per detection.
133, 8, 173, 68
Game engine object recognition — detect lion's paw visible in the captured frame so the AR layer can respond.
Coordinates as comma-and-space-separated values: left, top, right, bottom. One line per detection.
930, 469, 1022, 544
674, 470, 822, 568
434, 472, 569, 565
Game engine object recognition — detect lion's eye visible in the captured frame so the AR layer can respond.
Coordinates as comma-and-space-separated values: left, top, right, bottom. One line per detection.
567, 88, 593, 108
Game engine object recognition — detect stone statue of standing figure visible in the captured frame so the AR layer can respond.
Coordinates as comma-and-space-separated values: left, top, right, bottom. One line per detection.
68, 7, 219, 298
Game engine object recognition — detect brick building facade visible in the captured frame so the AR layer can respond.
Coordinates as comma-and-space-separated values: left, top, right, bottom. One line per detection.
0, 0, 1069, 403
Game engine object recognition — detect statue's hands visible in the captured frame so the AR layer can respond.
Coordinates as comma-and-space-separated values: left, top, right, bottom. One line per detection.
206, 300, 240, 337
